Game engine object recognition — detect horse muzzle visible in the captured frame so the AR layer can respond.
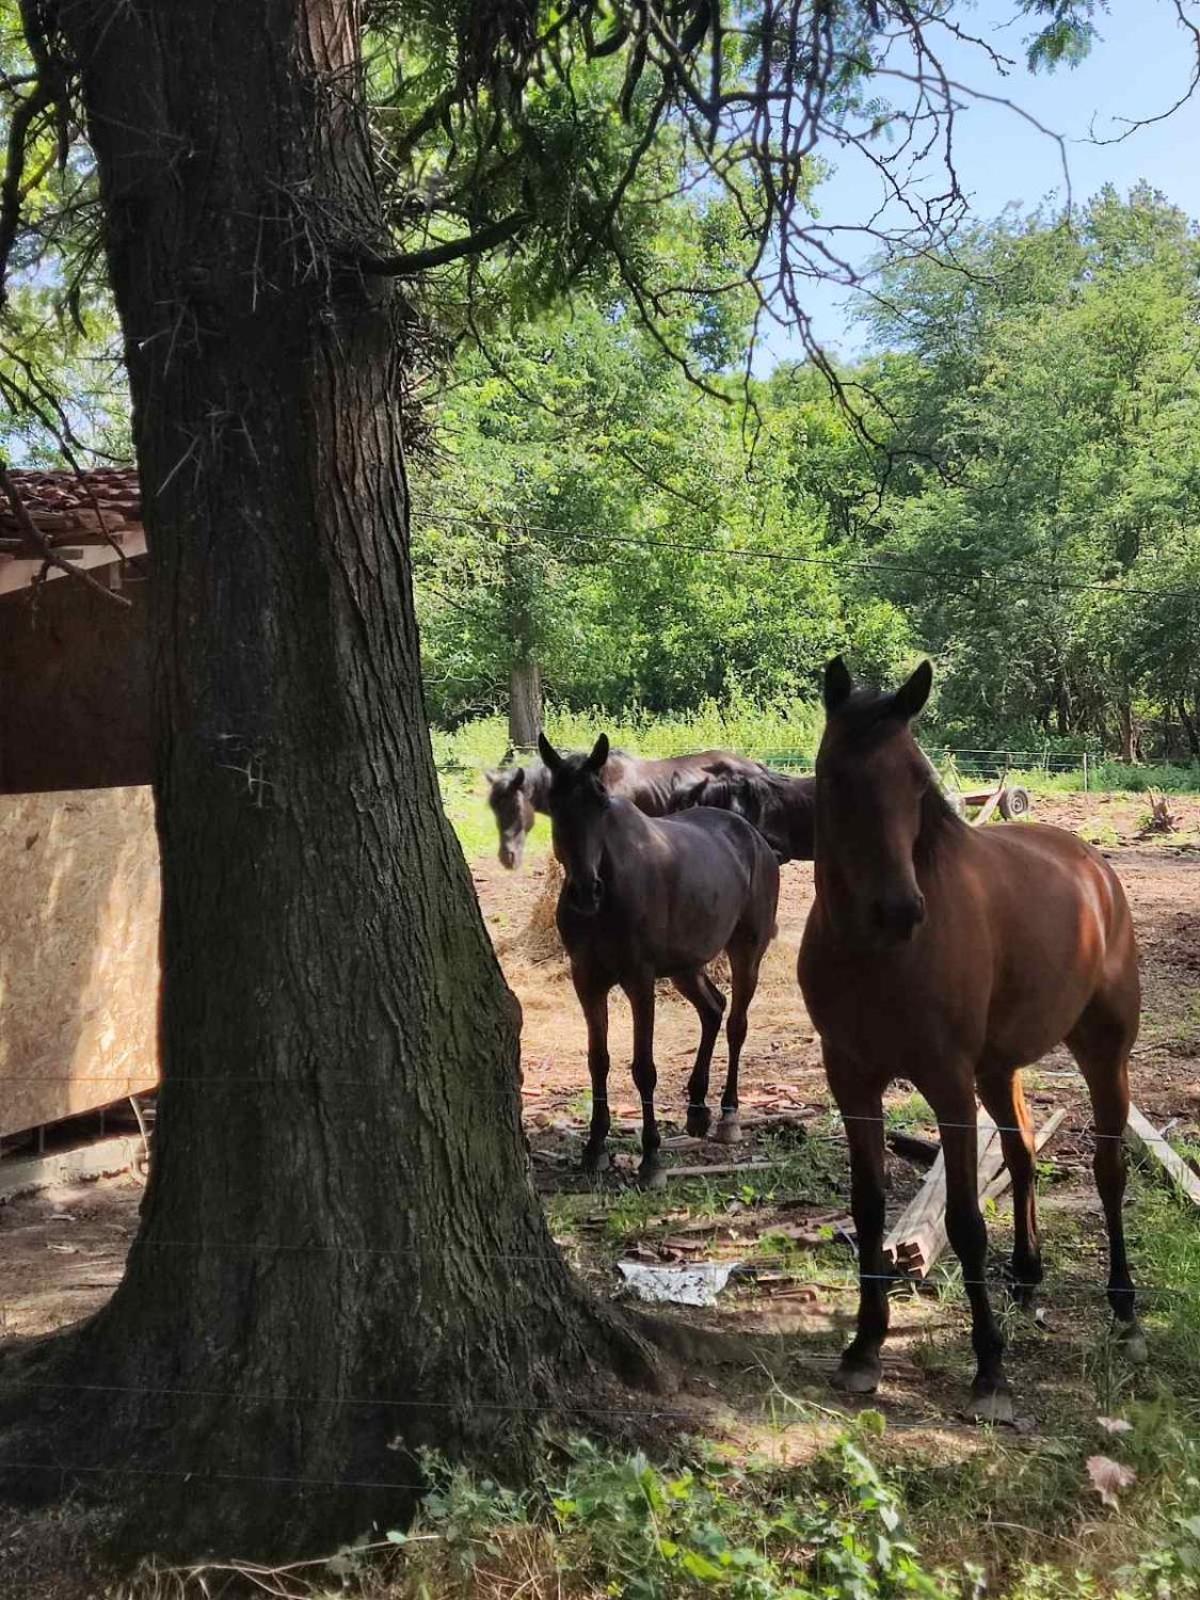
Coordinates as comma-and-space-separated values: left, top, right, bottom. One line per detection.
871, 890, 926, 944
499, 841, 523, 871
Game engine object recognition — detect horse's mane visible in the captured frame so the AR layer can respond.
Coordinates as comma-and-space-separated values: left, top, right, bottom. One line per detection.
668, 767, 797, 824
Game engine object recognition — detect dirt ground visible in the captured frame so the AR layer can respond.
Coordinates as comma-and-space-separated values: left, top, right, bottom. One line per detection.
2, 793, 1200, 1592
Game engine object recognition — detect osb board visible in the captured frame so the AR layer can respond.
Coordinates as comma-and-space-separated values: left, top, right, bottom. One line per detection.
0, 786, 159, 1136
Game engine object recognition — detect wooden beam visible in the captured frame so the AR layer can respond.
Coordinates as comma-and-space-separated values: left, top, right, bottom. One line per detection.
1125, 1103, 1200, 1206
886, 1129, 941, 1168
972, 786, 1005, 828
884, 1107, 1001, 1277
884, 1107, 1065, 1279
0, 1133, 144, 1201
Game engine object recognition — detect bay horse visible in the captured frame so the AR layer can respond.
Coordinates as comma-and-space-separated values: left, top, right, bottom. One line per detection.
486, 747, 765, 870
669, 767, 816, 863
799, 657, 1143, 1422
538, 731, 780, 1185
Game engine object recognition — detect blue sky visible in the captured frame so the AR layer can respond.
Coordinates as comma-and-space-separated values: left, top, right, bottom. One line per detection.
762, 0, 1200, 362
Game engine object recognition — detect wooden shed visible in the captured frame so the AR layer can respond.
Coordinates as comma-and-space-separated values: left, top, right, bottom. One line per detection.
0, 468, 159, 1150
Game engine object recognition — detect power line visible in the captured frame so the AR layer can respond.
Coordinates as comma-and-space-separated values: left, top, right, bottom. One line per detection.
412, 506, 1200, 603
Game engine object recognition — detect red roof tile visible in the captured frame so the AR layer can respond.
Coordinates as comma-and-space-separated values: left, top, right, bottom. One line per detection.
0, 467, 142, 545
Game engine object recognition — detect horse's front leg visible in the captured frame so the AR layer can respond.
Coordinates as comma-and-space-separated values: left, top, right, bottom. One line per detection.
829, 1065, 890, 1393
572, 970, 612, 1173
625, 974, 664, 1189
939, 1094, 1012, 1423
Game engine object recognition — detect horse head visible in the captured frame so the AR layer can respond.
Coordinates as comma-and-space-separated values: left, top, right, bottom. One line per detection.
538, 731, 611, 916
486, 765, 535, 870
816, 655, 935, 947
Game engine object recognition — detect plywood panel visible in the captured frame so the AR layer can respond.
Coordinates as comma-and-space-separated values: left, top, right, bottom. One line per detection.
0, 786, 159, 1136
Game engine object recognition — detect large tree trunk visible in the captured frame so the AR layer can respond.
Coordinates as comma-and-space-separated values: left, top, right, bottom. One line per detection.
509, 658, 543, 750
0, 0, 654, 1559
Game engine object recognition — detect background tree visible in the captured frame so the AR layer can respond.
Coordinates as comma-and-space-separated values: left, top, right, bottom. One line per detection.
855, 186, 1200, 753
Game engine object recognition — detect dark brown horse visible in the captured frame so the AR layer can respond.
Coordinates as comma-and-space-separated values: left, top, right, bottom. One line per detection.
486, 747, 765, 870
669, 767, 816, 862
539, 732, 780, 1186
798, 658, 1142, 1421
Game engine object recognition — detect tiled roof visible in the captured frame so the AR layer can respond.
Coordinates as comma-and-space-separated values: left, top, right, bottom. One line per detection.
0, 467, 142, 545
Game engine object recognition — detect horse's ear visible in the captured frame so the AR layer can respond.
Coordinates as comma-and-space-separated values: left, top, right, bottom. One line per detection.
586, 733, 610, 772
537, 732, 563, 772
891, 660, 933, 722
824, 656, 853, 714
485, 769, 500, 785
511, 766, 525, 791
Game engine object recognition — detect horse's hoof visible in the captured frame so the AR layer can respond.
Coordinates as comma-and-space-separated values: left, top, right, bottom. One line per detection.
712, 1115, 743, 1145
1116, 1323, 1148, 1365
639, 1164, 668, 1191
1004, 1259, 1042, 1309
686, 1107, 712, 1138
831, 1358, 881, 1395
581, 1149, 610, 1175
969, 1384, 1015, 1426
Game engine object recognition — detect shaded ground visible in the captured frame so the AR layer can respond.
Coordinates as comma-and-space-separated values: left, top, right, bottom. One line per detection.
2, 795, 1200, 1592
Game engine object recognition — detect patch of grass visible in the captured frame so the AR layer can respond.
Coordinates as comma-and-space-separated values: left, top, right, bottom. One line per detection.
1077, 820, 1120, 848
1125, 1178, 1200, 1385
885, 1092, 936, 1132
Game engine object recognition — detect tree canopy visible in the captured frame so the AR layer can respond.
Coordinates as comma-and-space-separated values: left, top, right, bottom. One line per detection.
414, 181, 1200, 760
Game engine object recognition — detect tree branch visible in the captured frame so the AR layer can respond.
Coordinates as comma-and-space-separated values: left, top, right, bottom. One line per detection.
350, 212, 530, 276
0, 459, 132, 607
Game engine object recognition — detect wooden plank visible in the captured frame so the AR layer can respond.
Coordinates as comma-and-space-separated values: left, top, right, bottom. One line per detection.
0, 1133, 144, 1200
0, 787, 160, 1137
1125, 1103, 1200, 1206
884, 1108, 1001, 1275
971, 787, 1005, 828
885, 1107, 1065, 1279
886, 1129, 941, 1167
661, 1159, 784, 1180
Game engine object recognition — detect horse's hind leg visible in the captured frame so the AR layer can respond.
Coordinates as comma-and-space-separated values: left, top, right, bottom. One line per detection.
624, 974, 665, 1189
573, 971, 613, 1173
1067, 997, 1144, 1361
713, 934, 764, 1144
673, 971, 726, 1137
977, 1070, 1042, 1306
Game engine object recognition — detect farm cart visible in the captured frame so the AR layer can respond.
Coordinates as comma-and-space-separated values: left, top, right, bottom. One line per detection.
934, 755, 1032, 825
958, 778, 1031, 823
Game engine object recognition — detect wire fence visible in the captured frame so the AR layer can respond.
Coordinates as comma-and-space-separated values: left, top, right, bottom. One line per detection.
3, 1089, 1196, 1499
752, 746, 1095, 781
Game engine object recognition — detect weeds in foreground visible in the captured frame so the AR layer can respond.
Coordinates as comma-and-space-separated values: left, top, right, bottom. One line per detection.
122, 1397, 1200, 1600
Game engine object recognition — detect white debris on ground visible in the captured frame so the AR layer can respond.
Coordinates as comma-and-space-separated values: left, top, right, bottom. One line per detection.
616, 1260, 740, 1307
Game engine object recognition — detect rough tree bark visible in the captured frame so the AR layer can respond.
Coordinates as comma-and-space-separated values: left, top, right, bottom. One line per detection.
0, 0, 655, 1559
508, 658, 543, 750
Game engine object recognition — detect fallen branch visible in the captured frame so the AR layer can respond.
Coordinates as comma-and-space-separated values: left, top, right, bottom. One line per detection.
886, 1129, 941, 1168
